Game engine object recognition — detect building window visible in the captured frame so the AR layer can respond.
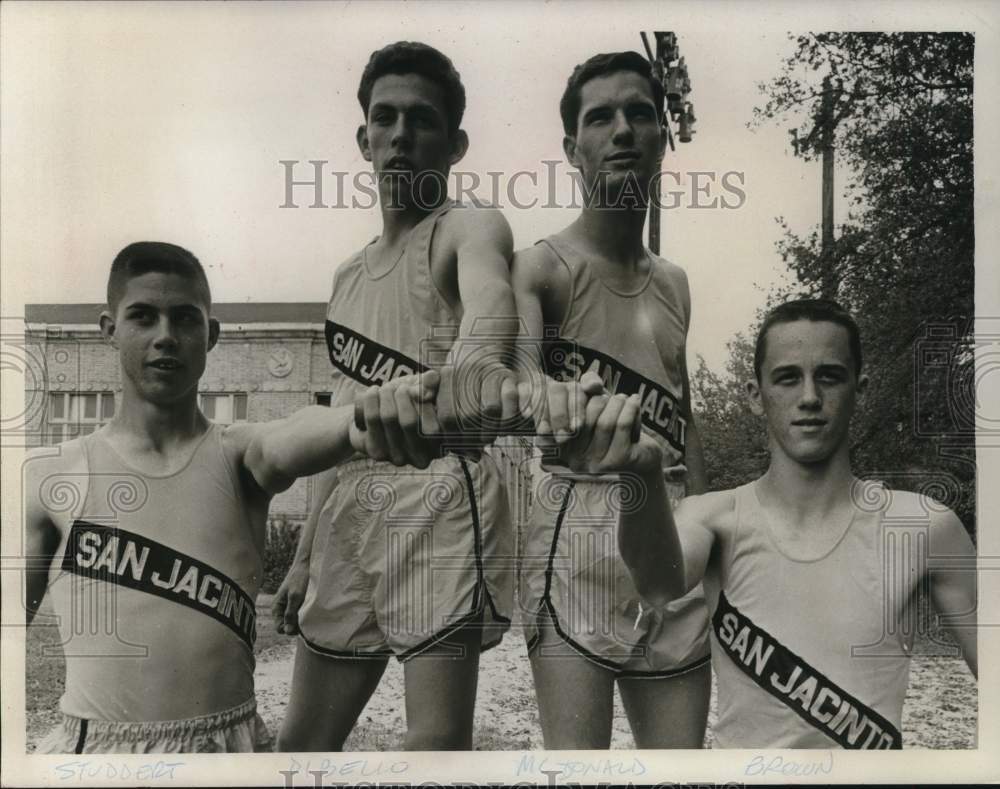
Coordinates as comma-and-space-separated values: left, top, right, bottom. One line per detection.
48, 392, 115, 444
199, 393, 248, 424
315, 393, 332, 407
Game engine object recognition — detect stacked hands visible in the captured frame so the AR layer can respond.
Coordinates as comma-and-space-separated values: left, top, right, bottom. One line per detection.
277, 368, 684, 635
348, 366, 679, 478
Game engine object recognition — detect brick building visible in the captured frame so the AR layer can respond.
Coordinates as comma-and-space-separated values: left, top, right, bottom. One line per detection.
24, 302, 332, 521
24, 302, 534, 532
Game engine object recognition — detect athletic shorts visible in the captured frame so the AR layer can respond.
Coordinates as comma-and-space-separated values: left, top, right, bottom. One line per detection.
297, 453, 513, 660
37, 697, 272, 754
521, 472, 710, 677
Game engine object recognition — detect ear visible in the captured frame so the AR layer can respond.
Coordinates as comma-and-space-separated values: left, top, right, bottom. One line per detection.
448, 129, 469, 166
207, 317, 220, 352
855, 372, 869, 399
658, 122, 668, 161
356, 125, 371, 161
562, 134, 580, 169
746, 377, 765, 417
99, 311, 118, 348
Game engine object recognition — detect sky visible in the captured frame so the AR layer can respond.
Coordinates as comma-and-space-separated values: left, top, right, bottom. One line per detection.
0, 1, 989, 373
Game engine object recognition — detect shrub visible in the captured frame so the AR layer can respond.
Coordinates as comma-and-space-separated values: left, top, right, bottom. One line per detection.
263, 517, 302, 594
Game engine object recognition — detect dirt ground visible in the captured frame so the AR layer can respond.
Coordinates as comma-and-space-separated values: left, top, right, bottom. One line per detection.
253, 596, 978, 751
27, 596, 978, 752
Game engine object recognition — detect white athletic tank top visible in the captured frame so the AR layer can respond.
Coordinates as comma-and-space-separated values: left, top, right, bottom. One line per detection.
707, 481, 913, 749
47, 425, 261, 721
537, 235, 691, 481
323, 201, 458, 416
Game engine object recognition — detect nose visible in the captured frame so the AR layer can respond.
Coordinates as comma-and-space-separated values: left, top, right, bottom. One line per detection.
391, 116, 412, 151
799, 377, 822, 410
152, 316, 179, 350
611, 110, 635, 145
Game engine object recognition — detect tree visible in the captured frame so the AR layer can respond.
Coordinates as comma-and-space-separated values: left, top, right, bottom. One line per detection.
751, 33, 976, 532
691, 335, 769, 492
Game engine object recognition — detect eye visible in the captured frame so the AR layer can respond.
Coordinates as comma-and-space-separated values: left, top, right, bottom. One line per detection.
127, 309, 152, 324
629, 105, 656, 121
412, 111, 436, 128
585, 110, 612, 126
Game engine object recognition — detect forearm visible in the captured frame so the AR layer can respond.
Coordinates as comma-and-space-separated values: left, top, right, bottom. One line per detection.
248, 406, 355, 495
456, 276, 520, 364
618, 465, 686, 606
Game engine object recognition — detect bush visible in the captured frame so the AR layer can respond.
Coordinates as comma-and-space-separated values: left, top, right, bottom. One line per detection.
263, 517, 302, 594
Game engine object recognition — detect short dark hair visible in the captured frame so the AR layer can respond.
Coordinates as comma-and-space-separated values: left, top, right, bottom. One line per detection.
107, 242, 211, 311
357, 41, 466, 136
754, 298, 863, 380
560, 51, 665, 136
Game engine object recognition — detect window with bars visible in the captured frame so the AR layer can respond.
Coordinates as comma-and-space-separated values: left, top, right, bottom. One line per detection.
199, 393, 248, 424
315, 393, 332, 407
47, 392, 115, 444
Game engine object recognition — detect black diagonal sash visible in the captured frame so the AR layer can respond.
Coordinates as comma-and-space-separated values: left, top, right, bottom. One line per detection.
713, 590, 902, 749
61, 521, 257, 650
325, 320, 425, 386
541, 337, 686, 455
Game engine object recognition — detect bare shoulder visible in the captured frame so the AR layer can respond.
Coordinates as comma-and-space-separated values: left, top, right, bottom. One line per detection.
219, 422, 263, 470
675, 488, 738, 537
440, 203, 513, 250
512, 240, 564, 286
650, 253, 689, 287
880, 486, 974, 553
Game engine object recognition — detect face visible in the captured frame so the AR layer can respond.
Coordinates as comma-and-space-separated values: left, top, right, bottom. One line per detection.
100, 272, 218, 406
357, 73, 468, 208
747, 320, 868, 466
564, 70, 666, 201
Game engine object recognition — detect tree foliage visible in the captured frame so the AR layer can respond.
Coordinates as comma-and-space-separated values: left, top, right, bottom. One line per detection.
697, 33, 976, 532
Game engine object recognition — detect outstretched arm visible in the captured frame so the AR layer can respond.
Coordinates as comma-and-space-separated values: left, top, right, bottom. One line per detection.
928, 509, 978, 678
445, 207, 520, 439
541, 382, 686, 605
243, 371, 442, 496
541, 380, 718, 606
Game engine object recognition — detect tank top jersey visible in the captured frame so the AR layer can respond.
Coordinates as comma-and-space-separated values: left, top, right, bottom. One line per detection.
324, 201, 459, 422
48, 425, 262, 722
708, 482, 912, 749
537, 235, 691, 480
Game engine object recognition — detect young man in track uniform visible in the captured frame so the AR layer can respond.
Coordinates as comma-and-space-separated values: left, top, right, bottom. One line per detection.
617, 298, 979, 748
274, 41, 520, 751
512, 51, 711, 749
24, 242, 439, 754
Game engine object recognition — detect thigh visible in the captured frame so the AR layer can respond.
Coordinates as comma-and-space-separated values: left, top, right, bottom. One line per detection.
277, 640, 388, 752
529, 618, 616, 750
402, 620, 483, 751
618, 661, 711, 749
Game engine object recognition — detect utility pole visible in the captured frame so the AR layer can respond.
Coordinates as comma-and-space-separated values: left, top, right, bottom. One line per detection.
818, 74, 841, 297
821, 75, 835, 258
641, 31, 696, 255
